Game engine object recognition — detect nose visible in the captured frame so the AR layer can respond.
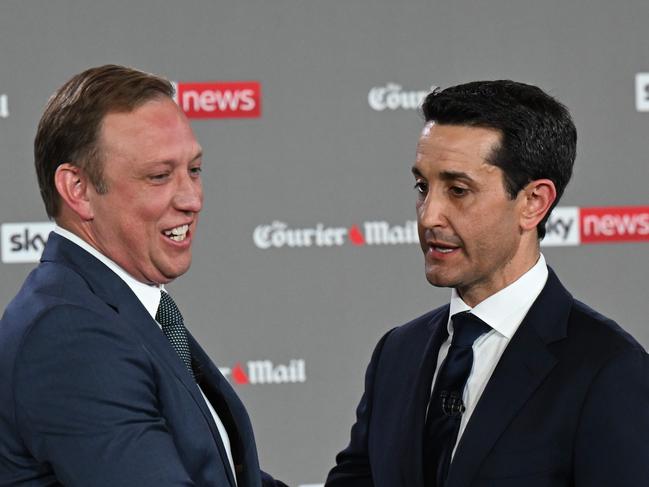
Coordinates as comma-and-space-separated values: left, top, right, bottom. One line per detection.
173, 172, 203, 214
417, 192, 447, 229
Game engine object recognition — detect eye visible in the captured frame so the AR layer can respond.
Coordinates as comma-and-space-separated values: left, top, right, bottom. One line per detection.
150, 172, 170, 181
189, 166, 202, 177
449, 186, 468, 197
413, 180, 428, 195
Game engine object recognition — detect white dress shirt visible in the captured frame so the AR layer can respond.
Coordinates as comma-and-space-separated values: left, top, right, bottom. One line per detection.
430, 254, 549, 459
54, 227, 237, 483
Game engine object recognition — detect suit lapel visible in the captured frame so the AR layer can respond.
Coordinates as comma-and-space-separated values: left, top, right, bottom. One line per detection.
446, 269, 572, 487
399, 307, 450, 487
189, 335, 256, 487
42, 234, 239, 487
446, 317, 557, 487
110, 294, 239, 487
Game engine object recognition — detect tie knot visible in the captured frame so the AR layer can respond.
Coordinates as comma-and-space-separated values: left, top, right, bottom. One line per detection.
156, 291, 184, 326
450, 311, 491, 347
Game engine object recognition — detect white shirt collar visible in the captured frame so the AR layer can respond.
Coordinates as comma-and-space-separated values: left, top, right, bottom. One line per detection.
448, 254, 549, 339
54, 226, 163, 319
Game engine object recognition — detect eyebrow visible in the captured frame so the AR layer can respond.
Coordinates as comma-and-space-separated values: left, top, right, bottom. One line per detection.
411, 167, 476, 184
143, 150, 203, 168
439, 170, 475, 184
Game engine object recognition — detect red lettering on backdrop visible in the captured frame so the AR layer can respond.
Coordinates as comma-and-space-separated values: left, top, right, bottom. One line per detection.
176, 81, 262, 119
580, 206, 649, 243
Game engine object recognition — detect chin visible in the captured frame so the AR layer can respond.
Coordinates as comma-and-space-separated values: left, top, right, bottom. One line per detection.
153, 261, 192, 284
166, 267, 191, 281
425, 273, 452, 289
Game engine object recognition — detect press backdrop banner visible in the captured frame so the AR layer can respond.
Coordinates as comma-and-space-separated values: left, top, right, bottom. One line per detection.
1, 1, 648, 485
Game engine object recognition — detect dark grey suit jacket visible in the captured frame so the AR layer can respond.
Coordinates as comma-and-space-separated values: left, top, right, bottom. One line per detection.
0, 233, 286, 487
326, 269, 649, 487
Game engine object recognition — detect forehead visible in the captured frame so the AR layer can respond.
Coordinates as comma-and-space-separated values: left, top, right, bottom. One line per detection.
99, 98, 198, 156
415, 122, 502, 173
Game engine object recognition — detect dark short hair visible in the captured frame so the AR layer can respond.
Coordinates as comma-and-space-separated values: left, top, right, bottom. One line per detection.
421, 80, 577, 239
34, 64, 175, 218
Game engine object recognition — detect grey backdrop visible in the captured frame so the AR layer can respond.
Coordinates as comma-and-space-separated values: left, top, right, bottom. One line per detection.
1, 1, 648, 485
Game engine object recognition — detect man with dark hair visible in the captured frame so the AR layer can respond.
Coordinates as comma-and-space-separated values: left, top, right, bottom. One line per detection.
326, 80, 649, 487
0, 65, 286, 487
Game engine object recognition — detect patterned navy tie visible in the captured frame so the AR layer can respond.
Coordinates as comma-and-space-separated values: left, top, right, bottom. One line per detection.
423, 311, 491, 487
156, 291, 195, 380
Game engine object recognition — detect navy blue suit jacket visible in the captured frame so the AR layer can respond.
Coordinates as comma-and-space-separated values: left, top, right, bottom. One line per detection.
326, 269, 649, 487
0, 233, 285, 487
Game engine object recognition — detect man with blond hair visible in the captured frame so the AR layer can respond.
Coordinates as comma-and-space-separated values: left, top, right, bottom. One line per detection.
0, 65, 285, 487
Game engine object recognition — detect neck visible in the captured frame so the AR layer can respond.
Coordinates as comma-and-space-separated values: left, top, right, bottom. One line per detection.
458, 240, 540, 307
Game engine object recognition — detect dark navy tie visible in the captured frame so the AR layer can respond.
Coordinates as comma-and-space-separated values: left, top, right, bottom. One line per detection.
423, 311, 491, 487
156, 291, 195, 380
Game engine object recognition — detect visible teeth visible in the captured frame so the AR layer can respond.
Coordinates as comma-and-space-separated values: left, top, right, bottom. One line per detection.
164, 224, 189, 241
172, 224, 189, 236
434, 247, 454, 254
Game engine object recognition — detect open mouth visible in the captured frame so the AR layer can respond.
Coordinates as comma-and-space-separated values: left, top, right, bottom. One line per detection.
163, 224, 189, 242
427, 241, 460, 255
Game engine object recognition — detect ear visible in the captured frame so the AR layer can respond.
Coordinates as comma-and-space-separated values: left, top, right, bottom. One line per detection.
519, 179, 557, 232
54, 163, 94, 221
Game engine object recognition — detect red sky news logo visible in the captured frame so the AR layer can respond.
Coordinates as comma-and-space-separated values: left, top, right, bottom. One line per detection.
218, 359, 306, 386
580, 206, 649, 243
173, 81, 261, 119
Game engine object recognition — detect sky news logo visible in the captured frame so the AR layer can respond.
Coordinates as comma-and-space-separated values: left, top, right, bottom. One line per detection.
252, 205, 649, 250
1, 222, 54, 263
541, 207, 580, 246
580, 206, 649, 243
0, 93, 8, 119
218, 359, 306, 386
368, 83, 436, 112
543, 206, 649, 245
173, 81, 261, 119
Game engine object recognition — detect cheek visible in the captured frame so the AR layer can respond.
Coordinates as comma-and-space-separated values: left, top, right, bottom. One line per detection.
478, 209, 520, 252
415, 200, 424, 218
119, 207, 162, 242
135, 199, 168, 223
461, 207, 510, 249
453, 210, 484, 238
197, 181, 204, 201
